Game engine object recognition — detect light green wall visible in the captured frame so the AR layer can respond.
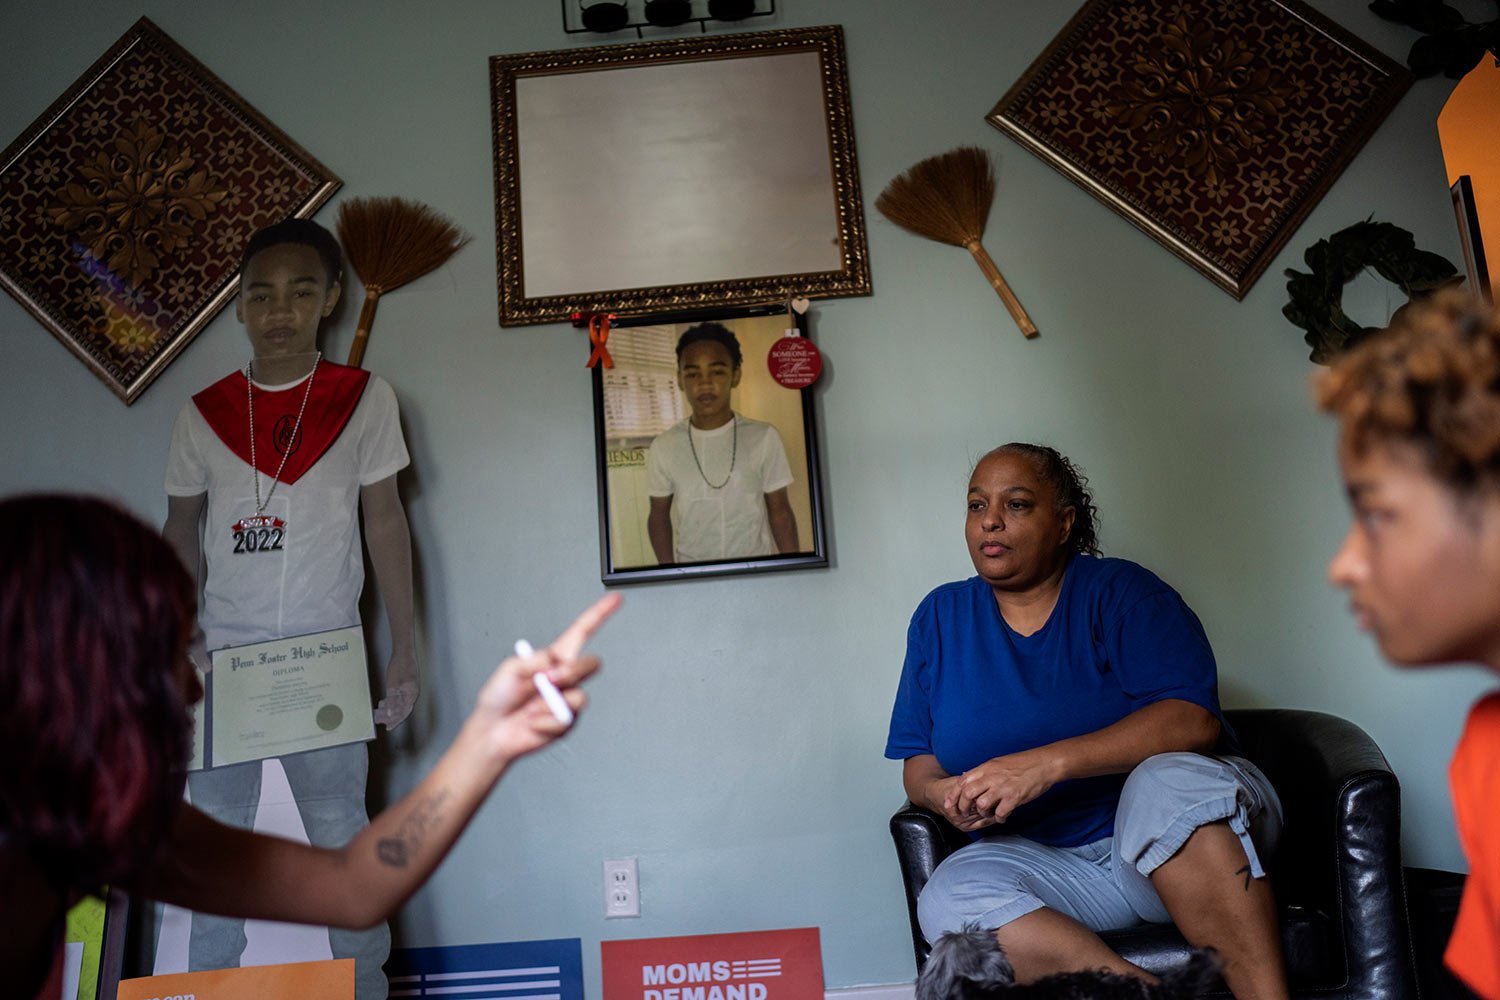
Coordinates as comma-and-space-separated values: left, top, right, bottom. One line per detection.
2, 0, 1493, 990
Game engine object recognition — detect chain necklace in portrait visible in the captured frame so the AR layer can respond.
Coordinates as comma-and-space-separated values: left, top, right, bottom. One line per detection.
247, 352, 320, 515
688, 415, 736, 489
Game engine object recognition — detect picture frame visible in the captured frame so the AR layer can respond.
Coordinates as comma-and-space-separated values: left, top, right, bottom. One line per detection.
986, 0, 1411, 300
1451, 175, 1492, 305
490, 24, 871, 327
592, 303, 828, 583
0, 17, 340, 404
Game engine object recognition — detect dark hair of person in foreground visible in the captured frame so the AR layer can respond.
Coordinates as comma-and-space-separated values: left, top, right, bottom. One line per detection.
0, 493, 618, 1000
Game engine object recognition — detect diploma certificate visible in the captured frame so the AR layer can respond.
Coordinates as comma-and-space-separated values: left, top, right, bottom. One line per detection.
195, 627, 375, 769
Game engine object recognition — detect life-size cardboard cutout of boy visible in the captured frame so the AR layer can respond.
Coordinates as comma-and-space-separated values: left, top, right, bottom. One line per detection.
162, 218, 415, 1000
645, 323, 799, 564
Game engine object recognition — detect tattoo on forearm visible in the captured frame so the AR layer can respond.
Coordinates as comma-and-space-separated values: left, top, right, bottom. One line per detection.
375, 789, 452, 869
1235, 863, 1252, 891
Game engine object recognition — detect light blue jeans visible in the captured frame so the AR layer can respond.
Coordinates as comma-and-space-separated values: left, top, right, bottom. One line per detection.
916, 752, 1283, 942
186, 741, 390, 1000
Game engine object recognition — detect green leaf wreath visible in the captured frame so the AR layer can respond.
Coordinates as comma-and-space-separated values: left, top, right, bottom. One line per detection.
1283, 219, 1459, 364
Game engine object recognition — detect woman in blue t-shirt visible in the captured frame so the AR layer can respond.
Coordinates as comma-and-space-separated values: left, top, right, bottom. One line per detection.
886, 444, 1286, 1000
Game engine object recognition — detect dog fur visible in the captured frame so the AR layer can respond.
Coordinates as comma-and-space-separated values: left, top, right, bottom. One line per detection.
916, 926, 1222, 1000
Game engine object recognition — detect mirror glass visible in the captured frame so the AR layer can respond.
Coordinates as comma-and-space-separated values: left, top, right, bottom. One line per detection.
491, 25, 871, 325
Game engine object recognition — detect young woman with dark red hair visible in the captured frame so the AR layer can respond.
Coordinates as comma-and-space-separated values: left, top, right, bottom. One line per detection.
0, 494, 618, 1000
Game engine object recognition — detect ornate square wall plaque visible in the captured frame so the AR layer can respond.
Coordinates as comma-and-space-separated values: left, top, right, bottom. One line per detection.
0, 18, 340, 403
988, 0, 1411, 299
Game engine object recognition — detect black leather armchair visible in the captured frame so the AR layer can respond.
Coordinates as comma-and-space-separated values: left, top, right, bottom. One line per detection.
890, 709, 1419, 1000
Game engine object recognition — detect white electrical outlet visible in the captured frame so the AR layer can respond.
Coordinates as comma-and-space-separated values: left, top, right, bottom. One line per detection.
603, 857, 640, 918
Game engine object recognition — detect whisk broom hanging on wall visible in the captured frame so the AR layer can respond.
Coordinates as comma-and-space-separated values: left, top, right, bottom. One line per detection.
875, 146, 1038, 339
336, 197, 471, 367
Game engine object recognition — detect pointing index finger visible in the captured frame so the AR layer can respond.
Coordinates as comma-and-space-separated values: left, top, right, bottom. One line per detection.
548, 593, 622, 661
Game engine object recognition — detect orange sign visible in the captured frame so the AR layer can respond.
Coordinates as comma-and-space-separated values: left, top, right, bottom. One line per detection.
118, 958, 353, 1000
601, 928, 823, 1000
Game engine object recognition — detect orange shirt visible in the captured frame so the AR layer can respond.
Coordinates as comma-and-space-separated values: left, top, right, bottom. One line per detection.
1448, 691, 1500, 1000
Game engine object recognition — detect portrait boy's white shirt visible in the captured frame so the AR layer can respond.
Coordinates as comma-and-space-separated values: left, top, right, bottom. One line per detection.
646, 414, 792, 561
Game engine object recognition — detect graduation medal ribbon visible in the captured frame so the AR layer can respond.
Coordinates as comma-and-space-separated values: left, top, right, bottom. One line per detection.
237, 354, 318, 553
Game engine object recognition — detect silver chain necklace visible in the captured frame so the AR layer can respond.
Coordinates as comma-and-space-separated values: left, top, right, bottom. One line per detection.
247, 353, 320, 514
687, 415, 736, 489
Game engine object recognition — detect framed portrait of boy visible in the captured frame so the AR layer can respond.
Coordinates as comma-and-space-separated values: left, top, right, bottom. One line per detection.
592, 304, 828, 584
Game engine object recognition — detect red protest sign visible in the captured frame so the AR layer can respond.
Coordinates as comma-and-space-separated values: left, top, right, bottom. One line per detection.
602, 928, 823, 1000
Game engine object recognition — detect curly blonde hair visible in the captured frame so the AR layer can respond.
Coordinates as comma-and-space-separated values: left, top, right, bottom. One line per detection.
1317, 287, 1500, 491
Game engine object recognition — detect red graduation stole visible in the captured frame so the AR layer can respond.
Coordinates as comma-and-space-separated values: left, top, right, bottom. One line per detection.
192, 362, 370, 486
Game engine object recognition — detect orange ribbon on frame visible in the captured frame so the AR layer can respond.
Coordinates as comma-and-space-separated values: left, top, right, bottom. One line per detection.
586, 313, 615, 369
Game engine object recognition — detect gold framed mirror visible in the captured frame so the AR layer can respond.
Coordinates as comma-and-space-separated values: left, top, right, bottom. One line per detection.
489, 24, 871, 326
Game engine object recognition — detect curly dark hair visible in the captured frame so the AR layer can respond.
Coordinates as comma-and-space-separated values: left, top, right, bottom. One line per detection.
0, 495, 196, 893
1317, 287, 1500, 493
676, 322, 743, 369
986, 443, 1102, 556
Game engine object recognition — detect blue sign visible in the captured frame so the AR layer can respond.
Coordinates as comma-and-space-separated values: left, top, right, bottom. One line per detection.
388, 938, 584, 1000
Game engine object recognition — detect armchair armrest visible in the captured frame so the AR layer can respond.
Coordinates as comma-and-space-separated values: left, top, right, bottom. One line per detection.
1226, 709, 1417, 1000
890, 800, 969, 967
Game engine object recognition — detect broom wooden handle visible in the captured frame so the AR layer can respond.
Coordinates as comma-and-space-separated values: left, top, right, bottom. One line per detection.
965, 240, 1037, 339
346, 288, 383, 368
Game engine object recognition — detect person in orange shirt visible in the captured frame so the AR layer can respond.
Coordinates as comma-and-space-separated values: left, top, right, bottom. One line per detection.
1320, 287, 1500, 998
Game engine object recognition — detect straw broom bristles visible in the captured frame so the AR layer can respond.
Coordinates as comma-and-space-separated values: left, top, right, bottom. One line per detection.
336, 197, 471, 367
875, 146, 1038, 338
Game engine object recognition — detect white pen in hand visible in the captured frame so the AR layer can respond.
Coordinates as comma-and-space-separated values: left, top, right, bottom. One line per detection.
514, 639, 575, 726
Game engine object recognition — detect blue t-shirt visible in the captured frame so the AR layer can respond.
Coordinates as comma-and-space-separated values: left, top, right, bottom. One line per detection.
884, 554, 1232, 848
